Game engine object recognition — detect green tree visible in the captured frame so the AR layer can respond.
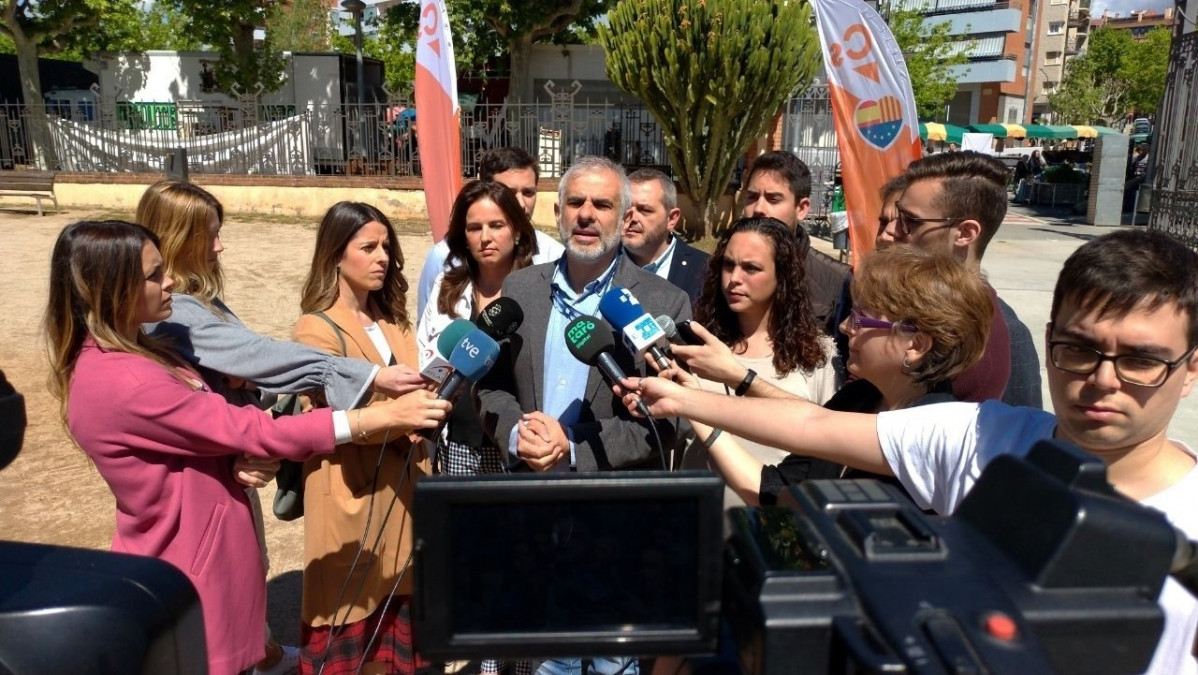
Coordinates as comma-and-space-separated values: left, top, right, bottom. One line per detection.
267, 0, 332, 53
887, 8, 971, 120
0, 0, 139, 167
1122, 28, 1171, 115
601, 0, 820, 239
171, 0, 285, 95
1047, 27, 1169, 124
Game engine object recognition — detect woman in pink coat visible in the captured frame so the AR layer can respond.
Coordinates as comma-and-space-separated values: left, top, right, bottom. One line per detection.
44, 220, 450, 675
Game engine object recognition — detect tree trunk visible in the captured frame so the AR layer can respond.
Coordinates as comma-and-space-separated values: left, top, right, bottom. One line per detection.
12, 30, 58, 170
507, 34, 534, 104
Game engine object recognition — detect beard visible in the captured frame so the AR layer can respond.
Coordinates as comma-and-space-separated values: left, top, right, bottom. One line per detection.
558, 220, 622, 263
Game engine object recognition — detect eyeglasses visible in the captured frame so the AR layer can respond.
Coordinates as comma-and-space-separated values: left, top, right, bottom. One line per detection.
895, 209, 964, 237
847, 308, 916, 334
1047, 341, 1198, 387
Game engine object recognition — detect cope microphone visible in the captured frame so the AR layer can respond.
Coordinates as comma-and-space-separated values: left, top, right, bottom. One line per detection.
597, 287, 671, 370
475, 297, 524, 340
563, 314, 651, 419
422, 319, 475, 384
419, 328, 501, 441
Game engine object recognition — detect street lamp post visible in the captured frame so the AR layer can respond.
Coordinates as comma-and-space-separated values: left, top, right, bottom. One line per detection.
342, 0, 367, 161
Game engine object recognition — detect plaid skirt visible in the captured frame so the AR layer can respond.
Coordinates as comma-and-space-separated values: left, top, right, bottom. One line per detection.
437, 439, 506, 476
299, 595, 427, 675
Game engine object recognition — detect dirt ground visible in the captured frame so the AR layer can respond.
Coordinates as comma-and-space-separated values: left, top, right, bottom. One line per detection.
0, 205, 436, 644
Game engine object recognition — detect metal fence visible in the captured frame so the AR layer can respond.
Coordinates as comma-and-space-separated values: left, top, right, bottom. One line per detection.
0, 90, 673, 179
1149, 30, 1198, 249
779, 83, 840, 225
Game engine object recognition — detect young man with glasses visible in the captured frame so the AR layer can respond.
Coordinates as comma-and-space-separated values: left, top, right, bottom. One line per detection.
880, 151, 1042, 408
627, 228, 1198, 675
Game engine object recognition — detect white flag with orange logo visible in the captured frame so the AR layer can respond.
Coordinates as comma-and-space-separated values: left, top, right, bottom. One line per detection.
415, 0, 462, 243
811, 0, 921, 267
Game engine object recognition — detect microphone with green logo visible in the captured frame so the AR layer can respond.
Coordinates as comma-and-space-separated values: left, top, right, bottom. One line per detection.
563, 314, 651, 419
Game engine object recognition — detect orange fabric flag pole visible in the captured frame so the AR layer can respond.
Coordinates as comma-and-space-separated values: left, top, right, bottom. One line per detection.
415, 0, 462, 243
811, 0, 922, 267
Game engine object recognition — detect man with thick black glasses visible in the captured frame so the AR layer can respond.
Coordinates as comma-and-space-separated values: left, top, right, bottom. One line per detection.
879, 151, 1042, 408
627, 228, 1198, 675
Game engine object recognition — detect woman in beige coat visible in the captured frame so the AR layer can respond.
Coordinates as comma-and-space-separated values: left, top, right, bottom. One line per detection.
293, 201, 431, 675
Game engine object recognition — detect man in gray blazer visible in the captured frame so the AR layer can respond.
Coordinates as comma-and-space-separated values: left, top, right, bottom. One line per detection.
477, 156, 691, 476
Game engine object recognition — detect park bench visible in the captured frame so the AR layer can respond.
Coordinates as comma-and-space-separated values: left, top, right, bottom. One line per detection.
0, 171, 59, 216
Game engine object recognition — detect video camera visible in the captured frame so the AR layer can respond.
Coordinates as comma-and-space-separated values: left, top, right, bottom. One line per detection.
412, 440, 1198, 674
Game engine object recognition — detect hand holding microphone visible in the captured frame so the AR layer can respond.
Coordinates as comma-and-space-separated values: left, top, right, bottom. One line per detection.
421, 318, 475, 384
418, 328, 501, 440
598, 287, 673, 371
658, 319, 746, 386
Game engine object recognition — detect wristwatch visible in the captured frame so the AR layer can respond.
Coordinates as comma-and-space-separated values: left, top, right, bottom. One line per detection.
734, 368, 757, 397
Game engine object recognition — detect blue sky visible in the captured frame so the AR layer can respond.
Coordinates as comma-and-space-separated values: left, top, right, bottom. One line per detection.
1091, 0, 1173, 18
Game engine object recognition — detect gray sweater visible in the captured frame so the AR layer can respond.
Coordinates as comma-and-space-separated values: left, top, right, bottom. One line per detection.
145, 294, 374, 410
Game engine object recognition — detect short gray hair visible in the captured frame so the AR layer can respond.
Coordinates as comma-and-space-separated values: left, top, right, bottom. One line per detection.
628, 168, 677, 211
558, 156, 631, 216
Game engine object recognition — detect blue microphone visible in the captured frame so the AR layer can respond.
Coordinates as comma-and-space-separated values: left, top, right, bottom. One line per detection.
419, 328, 500, 440
598, 286, 671, 370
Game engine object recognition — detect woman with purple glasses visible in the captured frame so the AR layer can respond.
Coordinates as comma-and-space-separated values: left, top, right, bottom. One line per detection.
670, 244, 994, 506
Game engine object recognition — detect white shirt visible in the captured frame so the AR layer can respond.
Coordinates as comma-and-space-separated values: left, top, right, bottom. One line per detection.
877, 400, 1198, 675
416, 230, 564, 318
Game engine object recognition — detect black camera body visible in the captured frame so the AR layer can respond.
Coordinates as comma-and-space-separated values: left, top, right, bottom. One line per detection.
725, 440, 1177, 674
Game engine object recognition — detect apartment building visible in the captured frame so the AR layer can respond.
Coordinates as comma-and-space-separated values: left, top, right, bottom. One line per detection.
1091, 7, 1177, 38
895, 0, 1040, 125
1030, 0, 1089, 122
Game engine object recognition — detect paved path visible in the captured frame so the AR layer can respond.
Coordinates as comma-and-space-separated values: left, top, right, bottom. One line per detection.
812, 204, 1198, 450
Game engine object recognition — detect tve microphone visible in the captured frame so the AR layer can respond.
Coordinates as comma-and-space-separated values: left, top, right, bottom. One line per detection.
421, 319, 474, 384
564, 314, 651, 419
598, 286, 671, 370
419, 328, 500, 440
475, 297, 524, 340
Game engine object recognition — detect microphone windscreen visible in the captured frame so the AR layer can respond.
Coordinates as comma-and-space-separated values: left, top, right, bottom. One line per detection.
597, 287, 644, 330
447, 329, 501, 381
475, 297, 524, 340
656, 315, 677, 340
563, 315, 616, 366
436, 318, 476, 357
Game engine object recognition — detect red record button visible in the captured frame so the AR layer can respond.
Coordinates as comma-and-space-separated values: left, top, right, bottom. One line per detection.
983, 612, 1018, 641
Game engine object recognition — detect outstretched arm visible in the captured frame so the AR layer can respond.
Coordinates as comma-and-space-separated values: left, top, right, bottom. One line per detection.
621, 373, 890, 476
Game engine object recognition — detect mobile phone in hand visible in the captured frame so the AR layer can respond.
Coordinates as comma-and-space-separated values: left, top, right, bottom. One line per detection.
673, 320, 704, 346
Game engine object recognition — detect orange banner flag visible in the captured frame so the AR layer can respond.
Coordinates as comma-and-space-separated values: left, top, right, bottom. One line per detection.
415, 0, 462, 243
812, 0, 922, 267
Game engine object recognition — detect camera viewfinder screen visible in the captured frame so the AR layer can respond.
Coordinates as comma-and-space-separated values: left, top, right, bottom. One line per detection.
448, 499, 700, 635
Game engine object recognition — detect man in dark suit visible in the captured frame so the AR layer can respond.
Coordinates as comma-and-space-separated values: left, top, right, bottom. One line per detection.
622, 168, 709, 303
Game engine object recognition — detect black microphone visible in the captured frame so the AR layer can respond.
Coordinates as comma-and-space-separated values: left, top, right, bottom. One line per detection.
475, 297, 524, 340
563, 314, 651, 419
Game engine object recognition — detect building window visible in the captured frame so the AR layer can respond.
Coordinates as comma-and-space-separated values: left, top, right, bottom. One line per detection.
1048, 21, 1065, 34
1043, 81, 1058, 94
1046, 51, 1063, 64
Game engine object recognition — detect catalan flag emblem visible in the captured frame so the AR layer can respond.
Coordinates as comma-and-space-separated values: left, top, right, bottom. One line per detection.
855, 96, 904, 150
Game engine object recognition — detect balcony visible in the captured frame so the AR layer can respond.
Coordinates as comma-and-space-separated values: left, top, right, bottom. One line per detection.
1068, 6, 1090, 25
1064, 34, 1087, 54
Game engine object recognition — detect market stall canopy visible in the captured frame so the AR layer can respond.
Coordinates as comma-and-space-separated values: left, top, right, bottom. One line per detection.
1000, 123, 1027, 138
919, 122, 967, 143
1024, 124, 1077, 139
1091, 126, 1124, 136
969, 123, 1008, 138
1072, 125, 1099, 138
